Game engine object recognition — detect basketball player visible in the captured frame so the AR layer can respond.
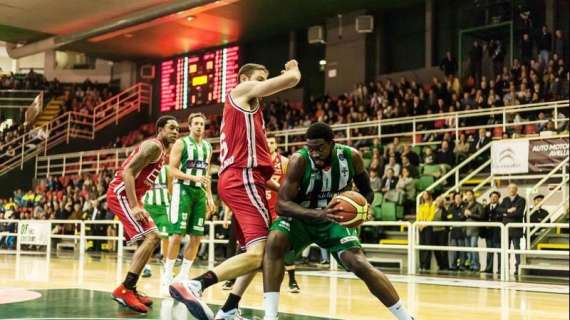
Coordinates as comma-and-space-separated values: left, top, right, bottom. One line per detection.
142, 164, 173, 278
265, 134, 300, 293
163, 113, 215, 291
169, 60, 301, 320
262, 122, 414, 320
109, 116, 179, 313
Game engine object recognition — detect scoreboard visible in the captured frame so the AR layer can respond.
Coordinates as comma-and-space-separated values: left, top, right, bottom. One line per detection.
160, 46, 239, 112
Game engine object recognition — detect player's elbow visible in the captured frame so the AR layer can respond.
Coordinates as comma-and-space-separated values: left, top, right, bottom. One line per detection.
285, 71, 301, 88
276, 201, 291, 217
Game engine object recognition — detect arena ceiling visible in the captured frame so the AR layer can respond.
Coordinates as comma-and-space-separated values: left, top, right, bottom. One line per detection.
0, 0, 420, 61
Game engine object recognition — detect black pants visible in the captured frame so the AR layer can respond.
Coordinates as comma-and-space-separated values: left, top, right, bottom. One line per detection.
419, 227, 433, 269
432, 229, 449, 270
509, 235, 522, 270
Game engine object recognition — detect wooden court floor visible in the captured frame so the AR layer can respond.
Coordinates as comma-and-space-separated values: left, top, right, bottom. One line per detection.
0, 254, 568, 320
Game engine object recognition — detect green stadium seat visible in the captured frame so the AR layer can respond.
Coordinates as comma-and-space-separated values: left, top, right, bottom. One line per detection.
416, 175, 435, 192
363, 158, 372, 170
421, 164, 442, 177
372, 192, 383, 220
381, 202, 397, 221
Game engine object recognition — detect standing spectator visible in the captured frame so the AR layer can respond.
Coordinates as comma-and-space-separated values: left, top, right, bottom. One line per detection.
538, 25, 553, 67
498, 183, 526, 275
435, 140, 455, 170
553, 30, 565, 60
448, 192, 467, 271
432, 196, 449, 271
520, 33, 533, 65
483, 191, 502, 273
440, 51, 457, 77
470, 41, 483, 83
417, 192, 436, 271
464, 190, 485, 272
492, 40, 506, 78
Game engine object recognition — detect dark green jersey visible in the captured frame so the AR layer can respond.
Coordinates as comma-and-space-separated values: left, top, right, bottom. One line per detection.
296, 144, 355, 210
175, 136, 212, 188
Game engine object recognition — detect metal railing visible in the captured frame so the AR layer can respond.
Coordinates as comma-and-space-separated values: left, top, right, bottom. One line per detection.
2, 219, 567, 283
0, 83, 151, 177
33, 100, 569, 179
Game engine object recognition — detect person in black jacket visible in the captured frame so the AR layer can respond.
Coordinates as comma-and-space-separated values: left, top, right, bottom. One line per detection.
498, 183, 526, 275
447, 192, 467, 271
470, 41, 483, 83
520, 33, 533, 65
380, 168, 398, 193
440, 51, 456, 77
538, 25, 553, 67
483, 191, 502, 273
530, 195, 550, 223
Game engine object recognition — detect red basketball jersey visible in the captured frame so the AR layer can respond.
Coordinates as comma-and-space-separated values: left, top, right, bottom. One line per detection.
267, 153, 287, 218
219, 93, 273, 179
109, 138, 165, 199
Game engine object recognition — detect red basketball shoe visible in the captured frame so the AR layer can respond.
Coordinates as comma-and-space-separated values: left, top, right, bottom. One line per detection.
112, 284, 149, 313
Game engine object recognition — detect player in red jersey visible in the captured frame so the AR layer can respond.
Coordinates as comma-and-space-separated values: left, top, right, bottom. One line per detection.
170, 60, 301, 320
109, 116, 179, 313
265, 134, 300, 294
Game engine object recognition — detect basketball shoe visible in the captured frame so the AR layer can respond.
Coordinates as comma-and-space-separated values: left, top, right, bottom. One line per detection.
215, 308, 250, 320
170, 280, 214, 320
112, 284, 149, 313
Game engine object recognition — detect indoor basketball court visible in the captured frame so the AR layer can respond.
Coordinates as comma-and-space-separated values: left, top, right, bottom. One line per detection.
1, 0, 569, 320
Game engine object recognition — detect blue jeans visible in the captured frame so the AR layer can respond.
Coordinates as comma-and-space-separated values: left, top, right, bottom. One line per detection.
466, 235, 480, 270
449, 238, 465, 269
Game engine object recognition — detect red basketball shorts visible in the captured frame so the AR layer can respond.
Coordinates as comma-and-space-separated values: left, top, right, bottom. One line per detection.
107, 183, 157, 244
218, 167, 271, 248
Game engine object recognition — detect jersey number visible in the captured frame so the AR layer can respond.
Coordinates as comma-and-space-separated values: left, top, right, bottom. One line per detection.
220, 132, 228, 164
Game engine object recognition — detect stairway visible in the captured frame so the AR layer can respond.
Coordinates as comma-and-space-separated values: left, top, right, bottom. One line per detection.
34, 96, 64, 127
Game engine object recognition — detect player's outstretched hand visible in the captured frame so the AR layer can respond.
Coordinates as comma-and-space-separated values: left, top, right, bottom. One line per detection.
284, 59, 299, 71
132, 206, 149, 223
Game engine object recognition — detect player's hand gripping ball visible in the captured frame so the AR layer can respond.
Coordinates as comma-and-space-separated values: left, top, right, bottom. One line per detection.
330, 191, 369, 228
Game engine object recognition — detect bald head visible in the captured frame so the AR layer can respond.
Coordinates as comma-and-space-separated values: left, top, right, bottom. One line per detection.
508, 183, 518, 197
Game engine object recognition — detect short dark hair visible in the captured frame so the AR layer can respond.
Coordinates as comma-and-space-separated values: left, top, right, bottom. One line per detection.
238, 63, 268, 80
490, 191, 501, 198
266, 133, 276, 140
156, 115, 177, 130
465, 190, 475, 196
533, 194, 545, 201
306, 122, 334, 142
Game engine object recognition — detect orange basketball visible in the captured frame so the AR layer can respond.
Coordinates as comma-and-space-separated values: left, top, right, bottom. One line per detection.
331, 191, 369, 228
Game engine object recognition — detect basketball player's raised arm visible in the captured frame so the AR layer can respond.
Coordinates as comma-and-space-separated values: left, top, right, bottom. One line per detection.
122, 141, 161, 213
234, 60, 301, 102
351, 148, 374, 204
277, 154, 341, 221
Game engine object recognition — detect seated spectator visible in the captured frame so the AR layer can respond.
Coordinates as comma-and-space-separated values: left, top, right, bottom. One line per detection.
380, 168, 397, 194
383, 156, 401, 177
454, 133, 470, 163
530, 194, 550, 223
401, 155, 418, 178
435, 140, 455, 170
396, 167, 416, 213
401, 143, 420, 167
470, 128, 490, 153
422, 147, 435, 165
369, 170, 382, 193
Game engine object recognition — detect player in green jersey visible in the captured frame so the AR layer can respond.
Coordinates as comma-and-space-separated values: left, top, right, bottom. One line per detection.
142, 164, 173, 261
262, 122, 414, 320
162, 113, 216, 291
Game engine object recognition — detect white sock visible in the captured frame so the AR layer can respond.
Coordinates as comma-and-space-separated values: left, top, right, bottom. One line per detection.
180, 259, 194, 277
144, 264, 151, 271
388, 300, 413, 320
263, 292, 280, 319
164, 258, 175, 278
